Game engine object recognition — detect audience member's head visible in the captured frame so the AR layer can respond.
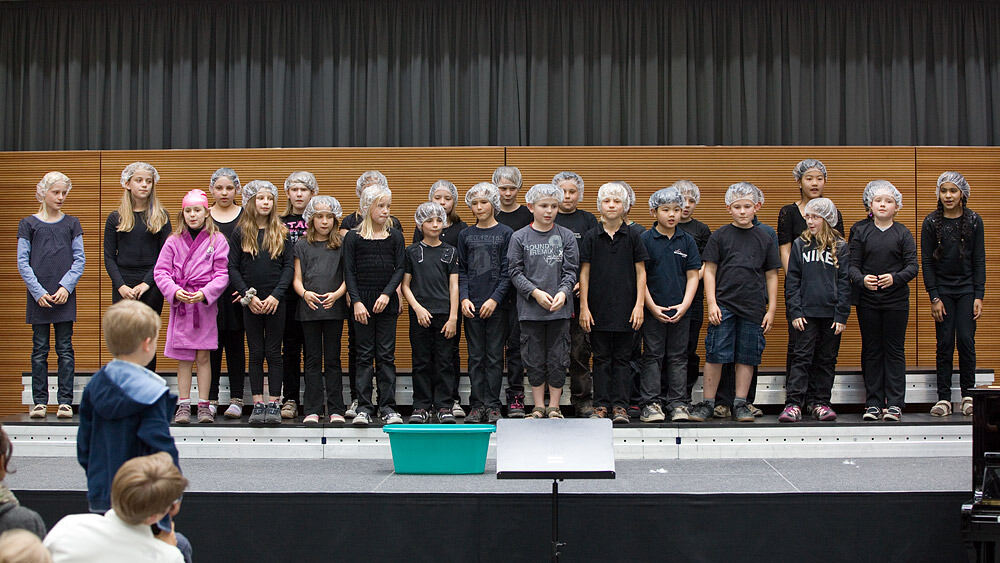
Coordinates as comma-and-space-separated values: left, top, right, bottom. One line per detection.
0, 529, 51, 563
103, 300, 160, 360
0, 425, 13, 482
111, 453, 187, 526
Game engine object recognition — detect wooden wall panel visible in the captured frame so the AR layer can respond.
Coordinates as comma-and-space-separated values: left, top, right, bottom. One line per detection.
914, 148, 1000, 382
506, 146, 919, 369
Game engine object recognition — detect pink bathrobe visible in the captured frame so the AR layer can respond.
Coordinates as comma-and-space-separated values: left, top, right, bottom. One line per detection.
154, 229, 230, 361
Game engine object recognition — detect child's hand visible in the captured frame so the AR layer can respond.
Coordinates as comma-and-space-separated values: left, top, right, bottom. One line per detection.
320, 293, 337, 309
373, 294, 390, 314
579, 308, 594, 333
931, 299, 946, 322
37, 294, 53, 308
863, 274, 879, 291
573, 282, 581, 297
792, 317, 807, 331
231, 290, 242, 304
479, 299, 498, 319
630, 304, 644, 331
189, 291, 205, 303
550, 291, 566, 312
118, 285, 135, 300
708, 304, 722, 326
249, 296, 265, 314
442, 318, 457, 339
664, 304, 687, 324
353, 302, 370, 324
831, 321, 846, 335
532, 289, 554, 309
877, 273, 894, 288
303, 290, 322, 311
175, 289, 191, 303
261, 295, 279, 314
52, 287, 69, 305
461, 299, 476, 318
761, 311, 775, 333
414, 306, 432, 328
974, 298, 983, 320
133, 282, 150, 299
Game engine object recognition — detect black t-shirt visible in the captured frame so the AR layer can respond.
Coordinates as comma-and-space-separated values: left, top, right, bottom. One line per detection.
294, 238, 347, 321
777, 203, 845, 246
701, 224, 781, 324
341, 211, 403, 232
412, 220, 469, 248
677, 218, 712, 253
497, 206, 532, 232
404, 241, 458, 314
579, 223, 649, 332
554, 209, 599, 240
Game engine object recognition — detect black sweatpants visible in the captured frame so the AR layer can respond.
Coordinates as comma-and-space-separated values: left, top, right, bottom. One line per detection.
591, 330, 635, 409
301, 319, 346, 416
282, 298, 304, 403
244, 302, 285, 398
521, 319, 570, 388
210, 329, 246, 403
354, 311, 399, 416
858, 307, 908, 409
935, 293, 977, 401
465, 313, 505, 409
785, 317, 841, 408
410, 311, 455, 411
684, 297, 705, 398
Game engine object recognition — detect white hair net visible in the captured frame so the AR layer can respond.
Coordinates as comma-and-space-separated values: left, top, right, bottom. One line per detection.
210, 167, 241, 194
414, 201, 448, 226
671, 180, 701, 205
428, 179, 458, 202
120, 161, 159, 188
803, 197, 838, 227
356, 170, 388, 198
242, 180, 278, 207
610, 181, 635, 209
793, 159, 828, 181
36, 171, 72, 202
524, 183, 564, 204
649, 187, 684, 210
359, 185, 392, 217
492, 166, 522, 189
303, 195, 343, 223
597, 183, 631, 212
936, 171, 970, 199
285, 171, 319, 193
552, 171, 585, 198
725, 182, 762, 206
465, 182, 501, 213
862, 180, 902, 211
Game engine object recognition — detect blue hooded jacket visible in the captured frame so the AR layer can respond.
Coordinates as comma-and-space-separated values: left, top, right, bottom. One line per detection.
77, 359, 179, 513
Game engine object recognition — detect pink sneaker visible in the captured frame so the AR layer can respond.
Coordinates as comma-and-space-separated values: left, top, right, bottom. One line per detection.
777, 404, 801, 423
812, 404, 837, 421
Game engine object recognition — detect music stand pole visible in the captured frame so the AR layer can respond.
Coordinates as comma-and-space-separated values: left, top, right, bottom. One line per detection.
551, 479, 564, 562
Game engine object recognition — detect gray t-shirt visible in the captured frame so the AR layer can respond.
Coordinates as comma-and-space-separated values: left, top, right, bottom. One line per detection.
507, 224, 579, 321
294, 238, 347, 321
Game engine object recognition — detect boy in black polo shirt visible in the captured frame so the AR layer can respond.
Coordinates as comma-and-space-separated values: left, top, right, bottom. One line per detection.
690, 183, 780, 423
640, 187, 702, 422
579, 183, 649, 424
401, 202, 460, 423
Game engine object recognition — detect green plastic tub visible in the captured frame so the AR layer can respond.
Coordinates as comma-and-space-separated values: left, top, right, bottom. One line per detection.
382, 425, 496, 474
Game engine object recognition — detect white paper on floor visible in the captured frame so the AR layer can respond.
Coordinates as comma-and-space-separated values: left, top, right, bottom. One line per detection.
649, 468, 668, 474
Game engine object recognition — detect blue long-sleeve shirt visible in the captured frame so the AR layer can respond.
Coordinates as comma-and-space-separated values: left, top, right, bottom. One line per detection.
458, 223, 513, 309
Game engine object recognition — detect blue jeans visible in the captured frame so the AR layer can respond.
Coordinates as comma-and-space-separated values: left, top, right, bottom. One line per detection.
31, 322, 74, 406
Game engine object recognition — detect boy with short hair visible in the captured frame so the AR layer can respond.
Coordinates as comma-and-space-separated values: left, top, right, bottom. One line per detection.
492, 166, 530, 417
640, 188, 702, 422
508, 184, 579, 418
673, 180, 712, 400
552, 171, 598, 417
44, 452, 188, 562
689, 183, 780, 423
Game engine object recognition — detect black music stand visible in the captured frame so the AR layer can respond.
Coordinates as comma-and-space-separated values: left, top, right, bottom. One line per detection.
495, 419, 615, 562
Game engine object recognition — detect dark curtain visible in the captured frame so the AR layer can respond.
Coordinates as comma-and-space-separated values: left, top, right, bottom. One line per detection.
2, 0, 998, 150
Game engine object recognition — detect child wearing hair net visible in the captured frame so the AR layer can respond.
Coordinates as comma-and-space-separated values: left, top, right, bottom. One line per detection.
672, 180, 712, 407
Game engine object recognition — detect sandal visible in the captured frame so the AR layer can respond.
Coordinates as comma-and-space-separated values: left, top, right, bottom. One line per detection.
930, 400, 952, 417
962, 396, 973, 416
56, 404, 73, 419
546, 406, 564, 419
528, 406, 546, 419
29, 404, 46, 418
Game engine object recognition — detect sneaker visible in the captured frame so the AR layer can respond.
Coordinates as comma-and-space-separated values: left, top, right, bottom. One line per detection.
209, 401, 218, 417
733, 403, 755, 422
56, 404, 73, 419
640, 404, 665, 423
962, 396, 973, 416
197, 404, 214, 423
687, 402, 713, 422
627, 405, 641, 419
862, 406, 881, 421
437, 409, 456, 424
590, 406, 608, 419
224, 399, 244, 419
930, 400, 952, 417
812, 404, 837, 421
29, 404, 46, 418
264, 402, 282, 425
528, 406, 546, 419
452, 401, 467, 418
303, 414, 320, 425
408, 409, 429, 424
713, 405, 731, 419
777, 404, 801, 423
507, 393, 526, 418
546, 406, 564, 419
382, 409, 403, 425
748, 403, 764, 417
883, 406, 902, 422
247, 403, 266, 424
281, 400, 297, 419
574, 399, 594, 418
466, 406, 486, 423
486, 408, 502, 424
670, 405, 691, 422
611, 406, 630, 425
329, 414, 346, 426
174, 404, 191, 424
352, 411, 371, 426
345, 399, 359, 419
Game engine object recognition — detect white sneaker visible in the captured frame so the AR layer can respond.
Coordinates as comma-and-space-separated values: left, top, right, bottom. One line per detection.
382, 410, 403, 425
452, 401, 466, 418
345, 400, 359, 418
352, 411, 371, 426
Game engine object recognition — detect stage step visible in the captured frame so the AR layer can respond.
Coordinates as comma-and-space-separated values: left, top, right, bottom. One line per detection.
22, 370, 994, 408
3, 414, 971, 460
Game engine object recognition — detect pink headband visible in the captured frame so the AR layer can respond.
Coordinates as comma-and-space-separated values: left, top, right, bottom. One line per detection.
182, 189, 209, 209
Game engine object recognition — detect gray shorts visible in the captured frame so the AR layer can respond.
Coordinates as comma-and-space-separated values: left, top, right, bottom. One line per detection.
519, 319, 570, 388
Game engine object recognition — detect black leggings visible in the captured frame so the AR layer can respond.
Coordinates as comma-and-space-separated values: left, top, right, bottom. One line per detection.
858, 307, 908, 409
244, 303, 285, 398
354, 311, 398, 416
301, 319, 346, 416
935, 293, 977, 401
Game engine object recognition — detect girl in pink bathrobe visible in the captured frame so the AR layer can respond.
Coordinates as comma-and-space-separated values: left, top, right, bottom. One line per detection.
154, 189, 230, 424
